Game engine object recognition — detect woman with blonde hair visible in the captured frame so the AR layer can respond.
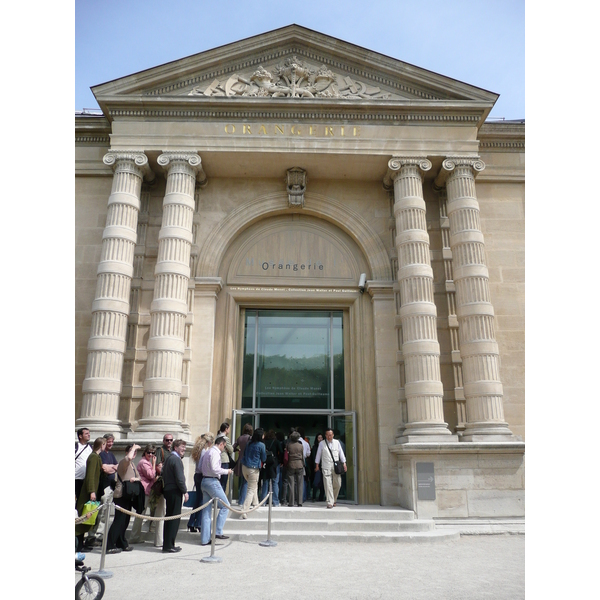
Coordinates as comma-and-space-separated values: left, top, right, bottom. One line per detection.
187, 432, 215, 532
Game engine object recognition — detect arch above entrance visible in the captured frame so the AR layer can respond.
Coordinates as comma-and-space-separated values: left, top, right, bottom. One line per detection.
224, 215, 362, 287
195, 191, 393, 281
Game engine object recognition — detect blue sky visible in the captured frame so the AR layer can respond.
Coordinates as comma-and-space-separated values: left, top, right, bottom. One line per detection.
75, 0, 525, 119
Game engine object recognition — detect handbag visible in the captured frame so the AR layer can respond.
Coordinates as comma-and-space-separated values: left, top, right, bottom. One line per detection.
183, 489, 196, 508
151, 476, 164, 496
81, 501, 100, 525
326, 440, 345, 475
227, 453, 237, 470
283, 448, 289, 468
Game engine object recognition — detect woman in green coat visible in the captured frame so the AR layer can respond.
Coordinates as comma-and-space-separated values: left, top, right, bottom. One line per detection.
75, 437, 105, 551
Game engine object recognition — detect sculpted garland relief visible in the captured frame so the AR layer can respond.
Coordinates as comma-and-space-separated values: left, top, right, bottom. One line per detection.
189, 56, 394, 99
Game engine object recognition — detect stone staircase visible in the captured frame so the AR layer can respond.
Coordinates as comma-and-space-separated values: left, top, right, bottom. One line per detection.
178, 503, 460, 544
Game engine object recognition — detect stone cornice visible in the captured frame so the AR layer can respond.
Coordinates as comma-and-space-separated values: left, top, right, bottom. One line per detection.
96, 96, 488, 127
479, 121, 525, 153
390, 441, 525, 455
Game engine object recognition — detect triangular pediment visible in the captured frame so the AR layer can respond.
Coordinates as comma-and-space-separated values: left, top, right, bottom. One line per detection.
92, 25, 497, 114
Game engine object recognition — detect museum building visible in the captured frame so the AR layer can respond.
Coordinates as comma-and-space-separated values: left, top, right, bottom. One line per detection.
75, 25, 525, 519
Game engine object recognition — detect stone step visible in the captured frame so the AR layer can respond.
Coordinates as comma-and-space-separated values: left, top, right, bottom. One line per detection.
180, 529, 460, 544
223, 517, 433, 532
202, 504, 417, 522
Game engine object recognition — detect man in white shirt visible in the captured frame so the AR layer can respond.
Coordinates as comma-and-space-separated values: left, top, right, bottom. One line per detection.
75, 428, 92, 500
200, 436, 234, 546
314, 428, 347, 508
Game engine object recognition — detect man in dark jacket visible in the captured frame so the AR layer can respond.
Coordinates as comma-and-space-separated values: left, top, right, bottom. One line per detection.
161, 439, 188, 553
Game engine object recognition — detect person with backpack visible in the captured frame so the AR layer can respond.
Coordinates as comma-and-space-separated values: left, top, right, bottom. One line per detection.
285, 431, 305, 507
259, 429, 283, 506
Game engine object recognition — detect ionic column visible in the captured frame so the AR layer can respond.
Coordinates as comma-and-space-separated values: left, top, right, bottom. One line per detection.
136, 152, 206, 436
434, 157, 514, 441
385, 158, 456, 442
77, 151, 155, 437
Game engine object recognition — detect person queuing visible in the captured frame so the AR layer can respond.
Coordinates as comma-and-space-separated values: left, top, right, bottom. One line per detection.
75, 428, 92, 499
162, 439, 188, 553
285, 431, 305, 507
233, 423, 253, 506
106, 444, 143, 554
240, 428, 267, 518
188, 432, 215, 532
83, 433, 118, 549
310, 433, 325, 502
217, 423, 235, 493
129, 444, 157, 544
153, 433, 173, 547
314, 428, 347, 509
200, 436, 234, 545
259, 429, 283, 506
75, 437, 105, 551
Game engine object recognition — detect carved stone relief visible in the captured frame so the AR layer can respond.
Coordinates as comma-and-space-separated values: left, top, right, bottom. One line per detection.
189, 55, 395, 100
286, 167, 307, 208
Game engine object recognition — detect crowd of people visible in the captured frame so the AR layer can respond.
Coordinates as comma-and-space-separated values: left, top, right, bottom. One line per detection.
74, 424, 347, 555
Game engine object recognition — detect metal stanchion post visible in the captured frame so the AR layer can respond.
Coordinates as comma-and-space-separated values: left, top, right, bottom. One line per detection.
95, 501, 113, 578
260, 480, 277, 547
201, 496, 223, 563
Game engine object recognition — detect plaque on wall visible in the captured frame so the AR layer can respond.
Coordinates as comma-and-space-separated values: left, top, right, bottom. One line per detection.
416, 462, 436, 501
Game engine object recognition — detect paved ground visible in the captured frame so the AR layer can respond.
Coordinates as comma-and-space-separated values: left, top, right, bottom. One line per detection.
76, 534, 524, 599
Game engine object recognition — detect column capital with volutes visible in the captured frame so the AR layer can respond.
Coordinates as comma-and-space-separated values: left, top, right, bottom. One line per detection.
103, 150, 155, 182
383, 156, 432, 190
433, 156, 485, 190
158, 151, 207, 187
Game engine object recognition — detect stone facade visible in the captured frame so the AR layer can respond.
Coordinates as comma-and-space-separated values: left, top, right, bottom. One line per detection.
75, 25, 524, 518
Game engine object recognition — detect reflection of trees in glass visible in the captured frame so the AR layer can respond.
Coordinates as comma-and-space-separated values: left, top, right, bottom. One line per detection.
258, 353, 329, 396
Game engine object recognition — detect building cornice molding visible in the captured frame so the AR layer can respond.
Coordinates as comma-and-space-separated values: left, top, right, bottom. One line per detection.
96, 96, 488, 126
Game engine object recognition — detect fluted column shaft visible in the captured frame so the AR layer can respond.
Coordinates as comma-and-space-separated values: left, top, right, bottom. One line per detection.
436, 158, 514, 441
387, 158, 455, 442
137, 152, 205, 435
77, 152, 154, 436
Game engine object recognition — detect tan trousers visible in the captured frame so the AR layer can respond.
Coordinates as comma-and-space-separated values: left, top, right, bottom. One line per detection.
322, 469, 341, 506
241, 465, 260, 512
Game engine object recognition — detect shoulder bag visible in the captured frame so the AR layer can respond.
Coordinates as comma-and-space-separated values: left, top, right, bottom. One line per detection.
326, 441, 345, 475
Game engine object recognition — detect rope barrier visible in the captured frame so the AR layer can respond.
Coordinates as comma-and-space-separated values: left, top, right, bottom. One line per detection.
77, 487, 278, 568
75, 503, 102, 525
111, 496, 214, 521
216, 492, 271, 514
77, 490, 271, 522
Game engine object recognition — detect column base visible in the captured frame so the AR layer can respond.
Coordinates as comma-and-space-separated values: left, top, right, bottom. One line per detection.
396, 421, 457, 444
74, 417, 128, 440
135, 418, 190, 441
397, 433, 459, 444
461, 422, 517, 442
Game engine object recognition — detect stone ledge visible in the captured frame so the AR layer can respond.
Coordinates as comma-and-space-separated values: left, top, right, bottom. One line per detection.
390, 441, 525, 455
434, 517, 525, 535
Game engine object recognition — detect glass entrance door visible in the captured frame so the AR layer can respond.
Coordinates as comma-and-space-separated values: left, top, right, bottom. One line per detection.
237, 309, 357, 503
